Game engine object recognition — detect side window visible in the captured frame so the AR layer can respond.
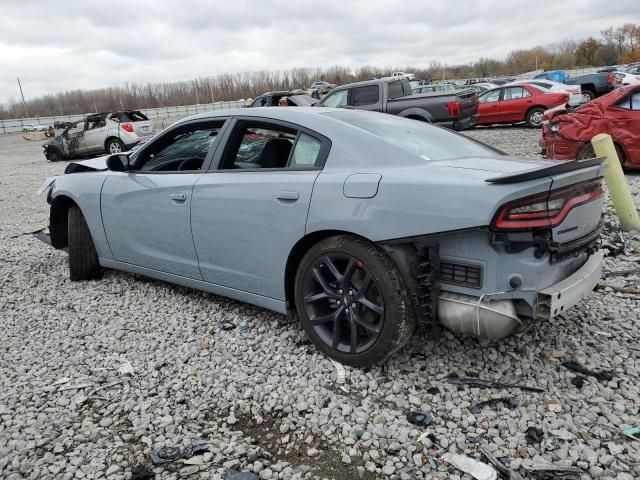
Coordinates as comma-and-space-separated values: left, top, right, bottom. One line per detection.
135, 122, 223, 172
220, 124, 296, 169
352, 85, 380, 106
322, 89, 348, 108
480, 90, 501, 103
503, 87, 528, 100
388, 81, 404, 99
615, 92, 640, 110
290, 133, 322, 168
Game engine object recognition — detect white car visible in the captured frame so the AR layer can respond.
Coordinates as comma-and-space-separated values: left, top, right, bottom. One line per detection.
505, 79, 583, 103
392, 71, 415, 80
613, 70, 640, 86
22, 124, 48, 132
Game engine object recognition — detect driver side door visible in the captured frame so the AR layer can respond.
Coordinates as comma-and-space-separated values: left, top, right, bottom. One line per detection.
100, 118, 228, 279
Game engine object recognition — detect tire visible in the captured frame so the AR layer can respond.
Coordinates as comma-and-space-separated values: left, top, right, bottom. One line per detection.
582, 90, 596, 102
105, 138, 125, 154
45, 149, 62, 162
577, 143, 625, 167
67, 206, 100, 281
294, 235, 415, 367
525, 108, 545, 128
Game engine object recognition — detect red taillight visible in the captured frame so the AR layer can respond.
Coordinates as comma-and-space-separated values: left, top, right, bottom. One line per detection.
492, 180, 604, 231
446, 101, 460, 117
120, 122, 134, 133
607, 73, 614, 85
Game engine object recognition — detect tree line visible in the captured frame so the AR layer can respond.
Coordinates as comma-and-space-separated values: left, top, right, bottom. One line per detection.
2, 23, 639, 120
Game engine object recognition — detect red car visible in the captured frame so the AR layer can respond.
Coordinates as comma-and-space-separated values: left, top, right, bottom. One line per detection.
477, 84, 569, 127
541, 84, 640, 168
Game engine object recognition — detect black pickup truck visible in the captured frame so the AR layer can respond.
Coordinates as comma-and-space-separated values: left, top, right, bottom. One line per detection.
317, 78, 479, 130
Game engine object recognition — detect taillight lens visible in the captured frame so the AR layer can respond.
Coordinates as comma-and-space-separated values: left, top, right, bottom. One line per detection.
446, 101, 460, 117
607, 73, 615, 85
492, 179, 604, 231
120, 122, 134, 133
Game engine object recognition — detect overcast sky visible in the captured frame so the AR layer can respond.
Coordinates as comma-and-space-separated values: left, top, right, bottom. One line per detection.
1, 0, 638, 104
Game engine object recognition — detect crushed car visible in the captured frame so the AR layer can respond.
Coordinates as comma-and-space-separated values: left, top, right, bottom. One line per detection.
43, 111, 155, 162
36, 107, 605, 367
248, 90, 320, 108
541, 84, 640, 168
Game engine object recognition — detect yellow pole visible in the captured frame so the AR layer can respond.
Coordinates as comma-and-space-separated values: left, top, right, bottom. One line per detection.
591, 133, 640, 232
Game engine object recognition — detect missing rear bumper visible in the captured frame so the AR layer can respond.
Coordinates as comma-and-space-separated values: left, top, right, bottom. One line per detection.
537, 250, 604, 319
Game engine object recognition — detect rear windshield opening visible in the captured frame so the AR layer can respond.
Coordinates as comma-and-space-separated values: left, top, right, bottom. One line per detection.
113, 111, 149, 122
323, 110, 499, 161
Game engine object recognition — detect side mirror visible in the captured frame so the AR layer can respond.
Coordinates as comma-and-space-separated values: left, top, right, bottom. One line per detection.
106, 154, 130, 172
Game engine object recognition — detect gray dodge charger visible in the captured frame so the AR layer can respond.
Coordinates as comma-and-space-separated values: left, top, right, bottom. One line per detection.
37, 107, 605, 367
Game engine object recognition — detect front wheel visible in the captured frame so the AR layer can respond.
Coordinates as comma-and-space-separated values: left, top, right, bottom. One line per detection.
582, 90, 596, 102
525, 108, 545, 128
68, 206, 100, 281
45, 149, 62, 162
294, 235, 415, 367
106, 138, 125, 154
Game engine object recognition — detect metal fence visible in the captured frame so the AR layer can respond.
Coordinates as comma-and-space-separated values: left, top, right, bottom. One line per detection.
0, 100, 250, 135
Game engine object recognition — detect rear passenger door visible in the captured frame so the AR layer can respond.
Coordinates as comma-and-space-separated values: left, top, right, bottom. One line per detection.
191, 118, 331, 300
348, 85, 382, 111
499, 86, 532, 122
478, 89, 502, 123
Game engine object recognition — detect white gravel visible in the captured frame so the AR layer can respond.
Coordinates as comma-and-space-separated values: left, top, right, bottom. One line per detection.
1, 128, 639, 480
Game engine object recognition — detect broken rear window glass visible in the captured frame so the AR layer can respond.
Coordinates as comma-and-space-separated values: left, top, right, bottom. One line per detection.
114, 111, 149, 122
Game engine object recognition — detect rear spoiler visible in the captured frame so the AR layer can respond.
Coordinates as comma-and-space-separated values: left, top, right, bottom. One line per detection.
485, 157, 605, 184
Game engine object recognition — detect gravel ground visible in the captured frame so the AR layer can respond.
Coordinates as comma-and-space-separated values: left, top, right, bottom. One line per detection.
1, 128, 639, 480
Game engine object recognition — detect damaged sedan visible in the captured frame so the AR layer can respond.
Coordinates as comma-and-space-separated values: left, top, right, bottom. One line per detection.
43, 110, 154, 162
541, 84, 640, 168
37, 108, 605, 366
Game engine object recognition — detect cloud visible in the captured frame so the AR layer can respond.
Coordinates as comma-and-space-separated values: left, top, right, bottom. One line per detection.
0, 0, 638, 103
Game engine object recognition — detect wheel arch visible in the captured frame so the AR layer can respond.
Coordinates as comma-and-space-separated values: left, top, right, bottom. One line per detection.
104, 136, 123, 150
284, 229, 372, 312
49, 195, 79, 249
397, 108, 433, 122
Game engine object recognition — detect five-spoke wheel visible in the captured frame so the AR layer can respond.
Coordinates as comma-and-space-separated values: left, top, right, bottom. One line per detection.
294, 235, 415, 367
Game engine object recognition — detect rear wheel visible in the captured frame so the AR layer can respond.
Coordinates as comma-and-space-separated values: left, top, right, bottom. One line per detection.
106, 138, 125, 154
68, 206, 100, 281
525, 108, 545, 128
294, 235, 414, 367
577, 143, 625, 167
582, 90, 596, 102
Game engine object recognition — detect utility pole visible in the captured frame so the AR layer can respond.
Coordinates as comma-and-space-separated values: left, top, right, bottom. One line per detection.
17, 78, 29, 117
194, 80, 200, 105
209, 77, 215, 104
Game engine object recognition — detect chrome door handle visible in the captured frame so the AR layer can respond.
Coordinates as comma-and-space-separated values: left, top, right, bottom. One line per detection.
275, 191, 299, 202
170, 193, 187, 202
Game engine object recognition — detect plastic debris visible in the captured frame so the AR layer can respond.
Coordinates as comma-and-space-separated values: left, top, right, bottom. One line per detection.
544, 400, 562, 413
117, 360, 135, 376
561, 360, 613, 382
428, 457, 438, 469
224, 469, 259, 480
220, 320, 236, 331
441, 452, 498, 480
406, 411, 433, 427
469, 397, 518, 414
58, 383, 94, 392
543, 437, 563, 451
131, 465, 155, 479
330, 359, 346, 384
525, 427, 544, 444
238, 326, 251, 334
622, 426, 640, 441
426, 386, 440, 394
150, 439, 209, 465
52, 377, 72, 386
570, 376, 586, 389
524, 464, 583, 479
480, 445, 524, 480
446, 374, 544, 392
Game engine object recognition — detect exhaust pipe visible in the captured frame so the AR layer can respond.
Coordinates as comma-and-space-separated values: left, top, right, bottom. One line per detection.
437, 292, 522, 339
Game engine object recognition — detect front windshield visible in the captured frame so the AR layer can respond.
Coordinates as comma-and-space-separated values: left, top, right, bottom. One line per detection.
324, 110, 500, 161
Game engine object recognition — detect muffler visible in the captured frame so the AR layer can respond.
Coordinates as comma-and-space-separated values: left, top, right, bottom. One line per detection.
437, 292, 522, 339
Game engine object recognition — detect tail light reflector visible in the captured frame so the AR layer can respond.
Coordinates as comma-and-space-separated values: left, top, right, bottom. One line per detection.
120, 122, 134, 133
446, 101, 460, 117
492, 179, 603, 231
607, 73, 615, 85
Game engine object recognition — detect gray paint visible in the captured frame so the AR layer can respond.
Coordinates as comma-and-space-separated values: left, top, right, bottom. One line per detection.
46, 107, 604, 319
